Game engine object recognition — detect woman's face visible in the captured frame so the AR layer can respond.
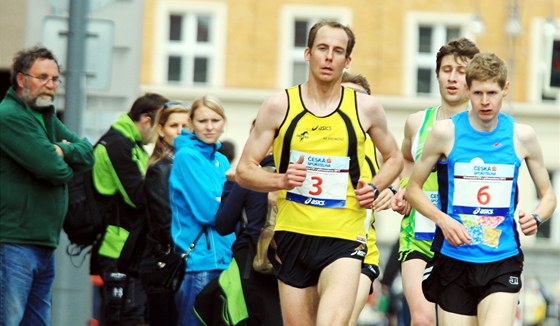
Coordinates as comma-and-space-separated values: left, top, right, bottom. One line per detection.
191, 106, 225, 144
160, 112, 189, 147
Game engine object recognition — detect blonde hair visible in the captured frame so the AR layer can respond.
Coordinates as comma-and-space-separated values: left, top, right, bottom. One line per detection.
190, 95, 227, 121
466, 52, 508, 89
148, 102, 190, 166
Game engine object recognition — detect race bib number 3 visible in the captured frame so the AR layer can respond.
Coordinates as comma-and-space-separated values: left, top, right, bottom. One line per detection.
286, 150, 350, 208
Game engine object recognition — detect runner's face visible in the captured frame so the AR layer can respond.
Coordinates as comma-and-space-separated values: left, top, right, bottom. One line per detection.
437, 55, 469, 106
468, 79, 508, 123
305, 26, 351, 83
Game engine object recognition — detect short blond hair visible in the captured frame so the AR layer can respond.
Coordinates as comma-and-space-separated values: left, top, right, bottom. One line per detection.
466, 52, 508, 89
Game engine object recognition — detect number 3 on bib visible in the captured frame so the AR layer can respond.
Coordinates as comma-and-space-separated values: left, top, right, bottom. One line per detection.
286, 150, 350, 208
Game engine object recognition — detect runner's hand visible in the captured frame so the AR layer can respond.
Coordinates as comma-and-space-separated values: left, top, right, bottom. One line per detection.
355, 180, 375, 208
391, 189, 411, 215
518, 211, 538, 236
372, 188, 393, 211
439, 215, 471, 247
283, 154, 306, 190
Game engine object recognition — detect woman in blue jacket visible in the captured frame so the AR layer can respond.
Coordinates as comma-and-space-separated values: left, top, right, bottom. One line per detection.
169, 96, 235, 326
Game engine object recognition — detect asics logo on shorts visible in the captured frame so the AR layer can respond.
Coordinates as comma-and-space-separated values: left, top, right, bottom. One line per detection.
351, 249, 366, 257
351, 243, 366, 257
367, 265, 378, 275
423, 265, 433, 281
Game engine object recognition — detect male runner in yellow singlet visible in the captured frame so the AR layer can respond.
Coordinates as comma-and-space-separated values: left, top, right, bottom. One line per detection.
236, 21, 403, 325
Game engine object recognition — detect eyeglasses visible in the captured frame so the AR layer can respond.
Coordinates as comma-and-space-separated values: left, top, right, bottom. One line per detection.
21, 73, 62, 86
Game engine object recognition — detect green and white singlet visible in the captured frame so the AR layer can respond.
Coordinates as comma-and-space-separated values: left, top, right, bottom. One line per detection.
398, 106, 440, 261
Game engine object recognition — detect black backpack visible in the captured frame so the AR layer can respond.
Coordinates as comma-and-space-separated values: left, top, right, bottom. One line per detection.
63, 169, 106, 265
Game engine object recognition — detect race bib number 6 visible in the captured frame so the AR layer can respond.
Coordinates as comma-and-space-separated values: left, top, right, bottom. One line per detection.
453, 161, 515, 216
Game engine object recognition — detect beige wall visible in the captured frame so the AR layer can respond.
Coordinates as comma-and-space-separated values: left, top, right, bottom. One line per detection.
141, 0, 560, 102
0, 2, 26, 69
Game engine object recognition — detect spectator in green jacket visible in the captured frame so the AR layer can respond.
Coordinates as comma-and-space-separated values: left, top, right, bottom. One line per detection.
90, 92, 168, 325
0, 46, 95, 326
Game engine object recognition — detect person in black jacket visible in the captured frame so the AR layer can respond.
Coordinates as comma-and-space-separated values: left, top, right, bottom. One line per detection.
216, 149, 283, 325
139, 101, 190, 326
90, 93, 169, 325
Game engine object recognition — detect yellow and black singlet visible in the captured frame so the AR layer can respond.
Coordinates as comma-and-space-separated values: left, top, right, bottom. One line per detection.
272, 85, 367, 242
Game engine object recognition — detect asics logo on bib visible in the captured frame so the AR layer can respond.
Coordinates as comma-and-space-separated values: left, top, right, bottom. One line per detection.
473, 207, 494, 215
304, 197, 326, 206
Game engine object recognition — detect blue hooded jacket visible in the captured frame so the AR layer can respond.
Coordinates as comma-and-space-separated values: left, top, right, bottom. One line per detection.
169, 130, 234, 272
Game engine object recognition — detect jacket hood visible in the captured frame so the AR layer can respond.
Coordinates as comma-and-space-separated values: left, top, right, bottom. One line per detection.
174, 129, 221, 159
111, 113, 143, 143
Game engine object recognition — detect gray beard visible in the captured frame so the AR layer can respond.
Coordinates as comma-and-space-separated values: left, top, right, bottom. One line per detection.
22, 87, 54, 110
34, 95, 54, 108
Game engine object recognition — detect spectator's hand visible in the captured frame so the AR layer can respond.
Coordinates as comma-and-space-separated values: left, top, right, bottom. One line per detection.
355, 180, 375, 208
439, 215, 471, 247
372, 188, 393, 211
518, 210, 538, 236
283, 155, 306, 190
54, 144, 64, 157
391, 188, 411, 215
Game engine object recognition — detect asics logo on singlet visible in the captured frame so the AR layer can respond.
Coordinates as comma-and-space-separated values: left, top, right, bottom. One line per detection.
311, 125, 332, 131
297, 131, 309, 141
473, 207, 494, 215
304, 197, 325, 206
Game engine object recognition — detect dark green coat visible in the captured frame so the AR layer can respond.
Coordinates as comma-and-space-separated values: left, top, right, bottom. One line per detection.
0, 87, 94, 248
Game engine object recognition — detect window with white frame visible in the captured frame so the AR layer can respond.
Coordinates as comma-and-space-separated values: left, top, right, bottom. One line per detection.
404, 13, 475, 97
154, 2, 226, 87
279, 6, 352, 87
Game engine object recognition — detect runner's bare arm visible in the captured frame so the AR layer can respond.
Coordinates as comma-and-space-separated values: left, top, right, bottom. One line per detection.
392, 112, 422, 214
359, 94, 403, 191
515, 123, 557, 235
236, 92, 306, 192
407, 120, 471, 246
